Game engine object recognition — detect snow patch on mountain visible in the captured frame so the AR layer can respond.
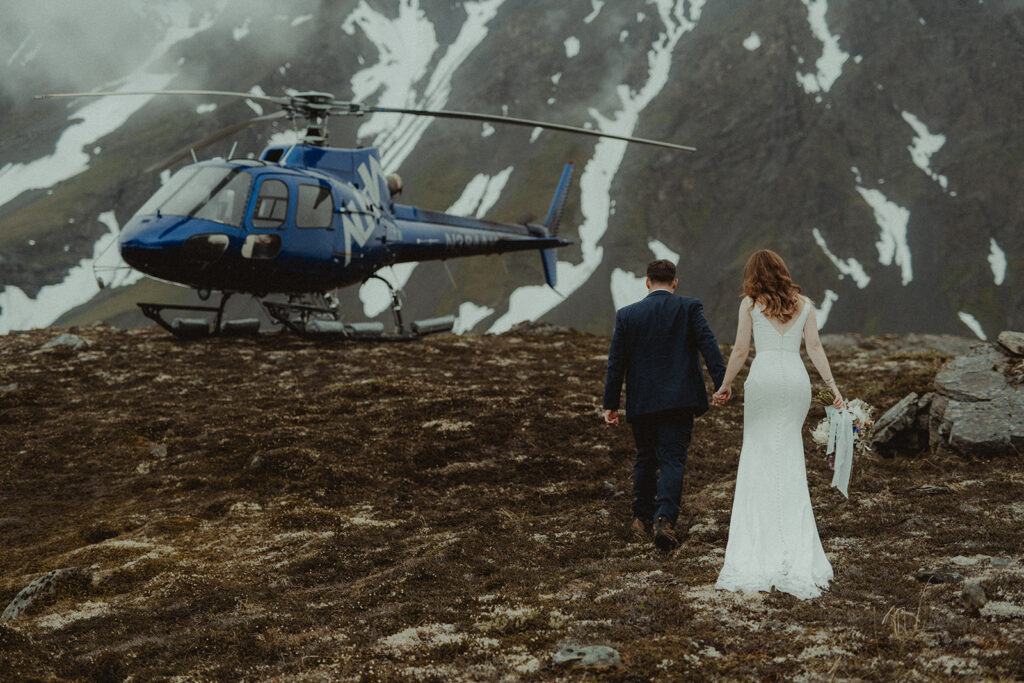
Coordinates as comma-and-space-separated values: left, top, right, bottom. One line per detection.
814, 290, 838, 330
856, 186, 913, 286
0, 212, 142, 333
957, 312, 986, 340
490, 0, 705, 333
796, 0, 849, 98
812, 228, 870, 288
988, 239, 1006, 286
902, 111, 950, 192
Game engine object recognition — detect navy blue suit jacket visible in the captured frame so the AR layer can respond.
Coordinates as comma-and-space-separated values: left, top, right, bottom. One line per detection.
603, 290, 726, 421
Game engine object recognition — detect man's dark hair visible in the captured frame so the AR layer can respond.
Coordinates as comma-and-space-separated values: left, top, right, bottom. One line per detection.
647, 259, 676, 284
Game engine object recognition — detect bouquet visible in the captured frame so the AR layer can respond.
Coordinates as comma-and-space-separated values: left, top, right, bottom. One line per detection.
809, 391, 874, 499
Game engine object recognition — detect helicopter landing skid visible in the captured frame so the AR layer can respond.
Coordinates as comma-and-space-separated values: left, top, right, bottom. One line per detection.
138, 293, 260, 339
261, 284, 455, 342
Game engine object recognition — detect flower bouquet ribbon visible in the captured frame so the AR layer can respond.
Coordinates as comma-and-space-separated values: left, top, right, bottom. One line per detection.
825, 405, 854, 498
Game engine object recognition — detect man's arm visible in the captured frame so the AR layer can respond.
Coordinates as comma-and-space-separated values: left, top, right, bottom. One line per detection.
691, 301, 726, 390
603, 311, 627, 424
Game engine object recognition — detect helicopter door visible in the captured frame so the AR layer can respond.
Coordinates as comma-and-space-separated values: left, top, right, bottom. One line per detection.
242, 177, 289, 260
290, 183, 337, 270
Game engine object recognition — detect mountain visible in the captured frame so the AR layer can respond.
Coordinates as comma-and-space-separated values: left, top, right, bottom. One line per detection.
1, 0, 1021, 337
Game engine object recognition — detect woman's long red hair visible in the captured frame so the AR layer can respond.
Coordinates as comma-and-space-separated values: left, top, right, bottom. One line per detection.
742, 250, 803, 322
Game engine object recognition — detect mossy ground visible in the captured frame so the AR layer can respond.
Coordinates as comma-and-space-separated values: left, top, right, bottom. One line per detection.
1, 326, 1021, 681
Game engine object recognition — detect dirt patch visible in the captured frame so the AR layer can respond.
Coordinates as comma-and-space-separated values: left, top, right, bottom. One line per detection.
1, 326, 1021, 680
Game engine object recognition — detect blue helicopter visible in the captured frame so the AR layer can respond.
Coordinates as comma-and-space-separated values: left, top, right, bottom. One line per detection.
36, 90, 694, 339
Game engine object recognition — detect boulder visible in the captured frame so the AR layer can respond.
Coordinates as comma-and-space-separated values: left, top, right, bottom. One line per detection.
927, 339, 1022, 457
944, 397, 1015, 457
871, 392, 919, 449
997, 331, 1024, 356
934, 348, 1008, 402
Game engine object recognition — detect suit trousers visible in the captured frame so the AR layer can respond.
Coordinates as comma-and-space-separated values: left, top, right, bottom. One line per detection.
630, 409, 695, 525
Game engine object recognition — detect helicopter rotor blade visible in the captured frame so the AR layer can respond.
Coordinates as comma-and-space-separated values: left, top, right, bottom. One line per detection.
34, 89, 291, 106
360, 105, 696, 153
144, 110, 287, 174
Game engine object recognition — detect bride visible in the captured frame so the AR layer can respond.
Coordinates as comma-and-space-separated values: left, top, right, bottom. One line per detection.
711, 250, 843, 599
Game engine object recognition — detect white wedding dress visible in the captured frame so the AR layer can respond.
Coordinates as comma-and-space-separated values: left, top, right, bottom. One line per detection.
715, 297, 833, 599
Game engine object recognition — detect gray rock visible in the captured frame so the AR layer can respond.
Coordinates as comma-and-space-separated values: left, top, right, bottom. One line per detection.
946, 397, 1014, 457
913, 567, 963, 584
962, 582, 987, 611
1008, 389, 1024, 453
41, 333, 90, 350
928, 394, 951, 452
871, 392, 919, 447
0, 383, 17, 393
1, 567, 92, 621
552, 645, 623, 669
997, 331, 1024, 356
935, 351, 1008, 402
150, 444, 168, 459
916, 393, 934, 431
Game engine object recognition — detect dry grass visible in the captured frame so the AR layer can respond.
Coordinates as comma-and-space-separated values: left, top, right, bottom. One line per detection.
1, 325, 1022, 680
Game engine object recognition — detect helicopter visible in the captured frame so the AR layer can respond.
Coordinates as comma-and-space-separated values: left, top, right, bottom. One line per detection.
35, 89, 695, 340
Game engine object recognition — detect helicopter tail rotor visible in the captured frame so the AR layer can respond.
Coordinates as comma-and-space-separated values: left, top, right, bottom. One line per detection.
536, 161, 574, 288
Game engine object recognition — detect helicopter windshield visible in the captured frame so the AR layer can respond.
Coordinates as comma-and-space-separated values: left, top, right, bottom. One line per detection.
134, 166, 252, 227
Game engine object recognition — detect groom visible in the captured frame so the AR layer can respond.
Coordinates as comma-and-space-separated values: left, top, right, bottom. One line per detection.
603, 260, 726, 551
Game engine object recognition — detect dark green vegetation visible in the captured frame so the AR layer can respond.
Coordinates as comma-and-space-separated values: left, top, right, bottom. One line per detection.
1, 327, 1022, 680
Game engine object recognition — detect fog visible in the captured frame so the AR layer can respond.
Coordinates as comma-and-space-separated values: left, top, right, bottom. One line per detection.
0, 0, 321, 104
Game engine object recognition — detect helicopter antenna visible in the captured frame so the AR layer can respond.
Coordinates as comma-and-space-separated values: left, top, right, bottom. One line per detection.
227, 141, 238, 160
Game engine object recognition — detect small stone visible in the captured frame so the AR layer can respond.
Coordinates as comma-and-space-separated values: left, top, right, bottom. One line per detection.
0, 383, 17, 393
553, 645, 623, 669
913, 567, 963, 584
150, 444, 168, 458
41, 333, 90, 351
979, 601, 1024, 619
961, 582, 987, 611
991, 557, 1013, 567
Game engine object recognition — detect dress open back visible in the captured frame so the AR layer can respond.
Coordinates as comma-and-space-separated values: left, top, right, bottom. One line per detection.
715, 297, 833, 599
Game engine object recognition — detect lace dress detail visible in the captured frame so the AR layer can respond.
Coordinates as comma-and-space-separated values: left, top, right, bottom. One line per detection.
715, 297, 833, 599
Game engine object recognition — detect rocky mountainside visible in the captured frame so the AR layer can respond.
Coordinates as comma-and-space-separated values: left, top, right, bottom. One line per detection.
1, 0, 1021, 338
1, 326, 1023, 679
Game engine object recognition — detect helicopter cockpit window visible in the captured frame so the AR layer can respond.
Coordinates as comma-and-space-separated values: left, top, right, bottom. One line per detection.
252, 179, 290, 228
296, 184, 334, 228
133, 166, 251, 227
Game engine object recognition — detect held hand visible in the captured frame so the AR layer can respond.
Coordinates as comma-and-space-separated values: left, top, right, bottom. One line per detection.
833, 391, 845, 409
712, 385, 732, 405
604, 409, 620, 427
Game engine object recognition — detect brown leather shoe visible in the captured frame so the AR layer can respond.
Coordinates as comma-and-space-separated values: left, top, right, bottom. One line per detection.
654, 516, 680, 551
631, 518, 653, 540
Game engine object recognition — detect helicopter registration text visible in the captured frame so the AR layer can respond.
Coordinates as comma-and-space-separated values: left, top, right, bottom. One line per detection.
445, 232, 499, 249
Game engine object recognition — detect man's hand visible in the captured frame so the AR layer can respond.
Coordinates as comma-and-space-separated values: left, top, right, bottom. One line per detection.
712, 385, 731, 406
604, 409, 619, 426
